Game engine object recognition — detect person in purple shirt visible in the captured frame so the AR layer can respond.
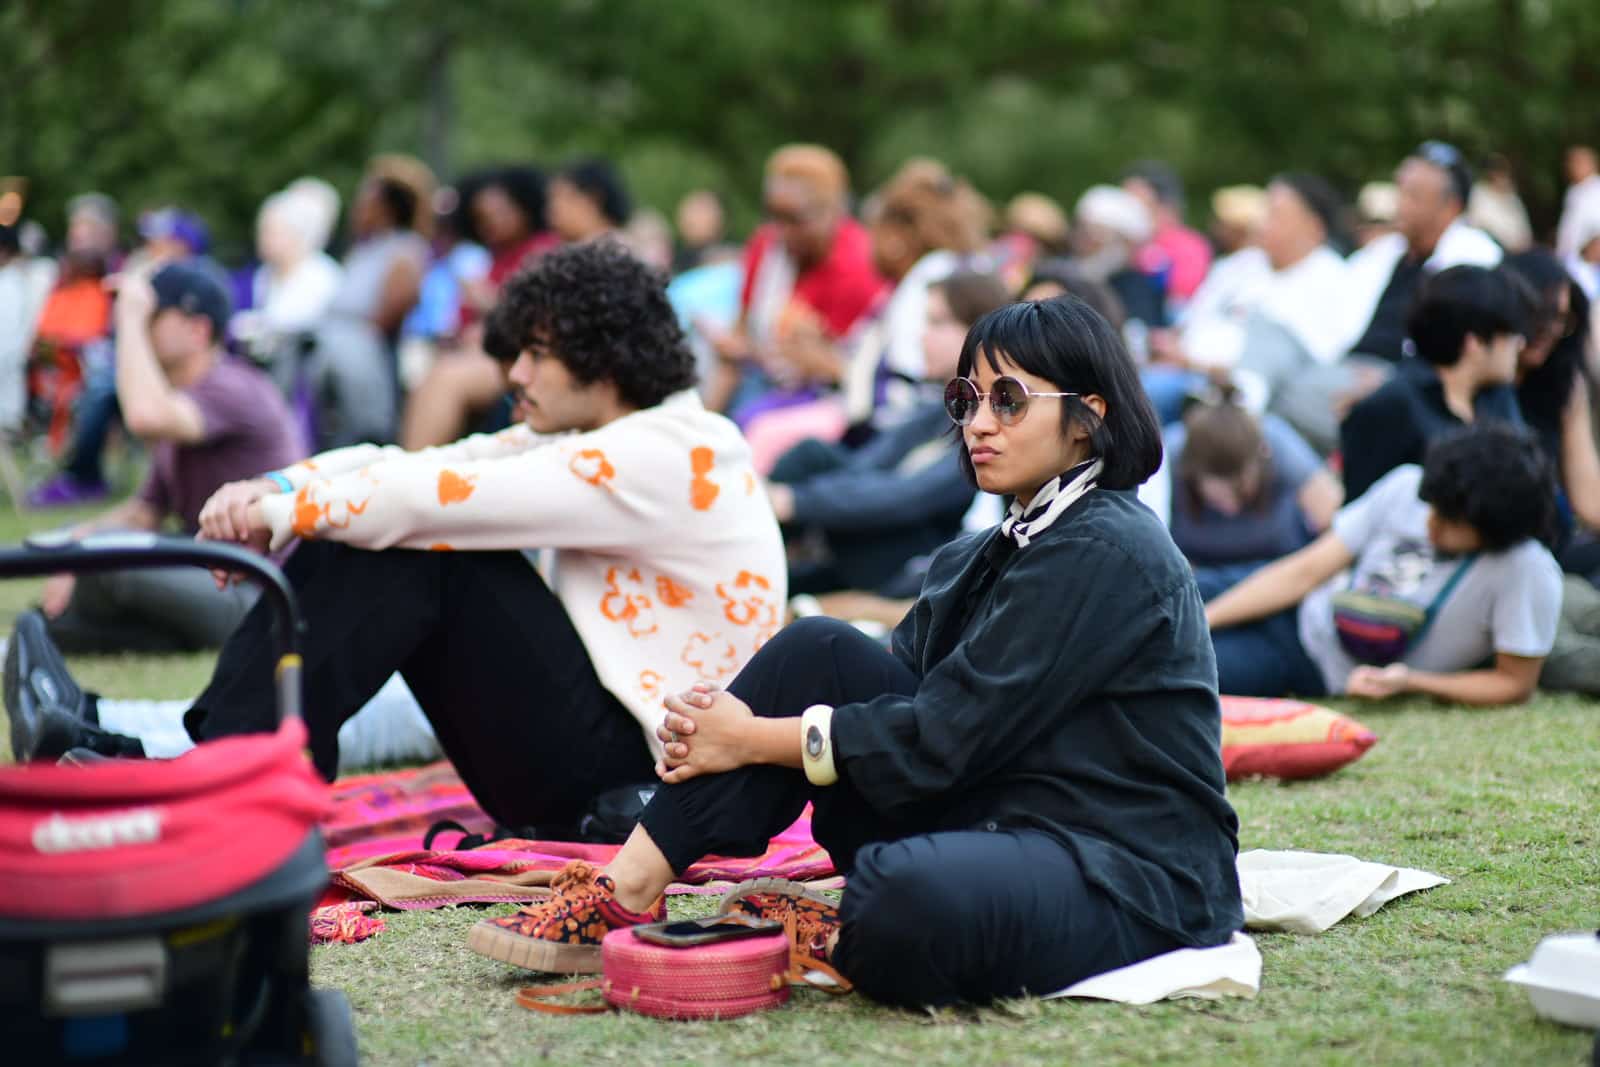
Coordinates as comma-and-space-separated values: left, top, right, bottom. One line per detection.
26, 262, 304, 652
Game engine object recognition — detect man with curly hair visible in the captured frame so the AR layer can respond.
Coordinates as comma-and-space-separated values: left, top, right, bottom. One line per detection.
7, 241, 787, 836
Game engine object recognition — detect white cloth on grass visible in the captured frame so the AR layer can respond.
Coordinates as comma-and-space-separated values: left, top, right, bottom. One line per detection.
1048, 849, 1447, 1004
96, 672, 441, 771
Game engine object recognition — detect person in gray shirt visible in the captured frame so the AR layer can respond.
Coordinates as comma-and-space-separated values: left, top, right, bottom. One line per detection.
1203, 423, 1562, 706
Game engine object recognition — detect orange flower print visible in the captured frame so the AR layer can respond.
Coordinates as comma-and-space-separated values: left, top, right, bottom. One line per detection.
290, 485, 323, 539
744, 471, 757, 497
437, 469, 477, 506
324, 496, 369, 529
690, 446, 720, 511
570, 449, 616, 491
655, 575, 694, 608
716, 570, 779, 631
638, 670, 664, 703
599, 566, 658, 638
289, 483, 371, 537
681, 631, 740, 682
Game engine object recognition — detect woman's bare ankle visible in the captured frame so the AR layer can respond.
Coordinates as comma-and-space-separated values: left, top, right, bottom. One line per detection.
604, 824, 677, 913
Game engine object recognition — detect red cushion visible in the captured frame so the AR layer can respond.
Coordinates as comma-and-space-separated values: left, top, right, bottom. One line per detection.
1220, 696, 1377, 781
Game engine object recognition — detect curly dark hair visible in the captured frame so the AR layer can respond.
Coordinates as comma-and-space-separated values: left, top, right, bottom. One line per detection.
1419, 422, 1558, 551
557, 158, 632, 226
480, 295, 520, 363
494, 238, 695, 408
457, 164, 548, 245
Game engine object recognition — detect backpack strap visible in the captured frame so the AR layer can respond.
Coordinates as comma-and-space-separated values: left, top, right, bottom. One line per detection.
1412, 554, 1478, 648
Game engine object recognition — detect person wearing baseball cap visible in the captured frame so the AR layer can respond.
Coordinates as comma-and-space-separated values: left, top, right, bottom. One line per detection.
13, 260, 305, 656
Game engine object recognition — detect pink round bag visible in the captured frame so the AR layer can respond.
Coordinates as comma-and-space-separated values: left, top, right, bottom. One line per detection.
517, 927, 792, 1020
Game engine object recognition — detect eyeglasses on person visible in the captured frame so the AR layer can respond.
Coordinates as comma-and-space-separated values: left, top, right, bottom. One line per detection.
944, 375, 1079, 427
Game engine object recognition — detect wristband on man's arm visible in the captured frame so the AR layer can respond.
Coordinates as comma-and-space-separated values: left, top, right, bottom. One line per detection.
263, 471, 293, 493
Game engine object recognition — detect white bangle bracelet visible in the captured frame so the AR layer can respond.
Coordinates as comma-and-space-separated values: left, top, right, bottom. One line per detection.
800, 704, 838, 786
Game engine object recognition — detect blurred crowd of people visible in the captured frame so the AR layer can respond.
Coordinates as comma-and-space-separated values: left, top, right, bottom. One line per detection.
2, 138, 1599, 702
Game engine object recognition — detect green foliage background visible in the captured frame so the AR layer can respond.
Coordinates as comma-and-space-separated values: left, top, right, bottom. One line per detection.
5, 0, 1599, 257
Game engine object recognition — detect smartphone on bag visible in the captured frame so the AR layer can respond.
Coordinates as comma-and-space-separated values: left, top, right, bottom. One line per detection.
631, 913, 783, 948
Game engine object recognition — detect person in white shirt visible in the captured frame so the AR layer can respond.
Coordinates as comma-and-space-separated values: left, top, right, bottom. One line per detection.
1467, 154, 1532, 254
234, 181, 343, 377
15, 241, 786, 837
1557, 146, 1600, 260
1162, 172, 1350, 376
1236, 144, 1501, 453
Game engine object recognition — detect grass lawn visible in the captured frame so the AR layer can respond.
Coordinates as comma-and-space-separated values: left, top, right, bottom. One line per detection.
0, 504, 1595, 1066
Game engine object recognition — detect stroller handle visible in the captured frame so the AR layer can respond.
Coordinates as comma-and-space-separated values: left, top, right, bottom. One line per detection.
0, 532, 304, 723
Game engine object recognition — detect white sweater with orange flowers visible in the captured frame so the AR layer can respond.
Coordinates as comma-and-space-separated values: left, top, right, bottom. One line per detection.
258, 391, 787, 758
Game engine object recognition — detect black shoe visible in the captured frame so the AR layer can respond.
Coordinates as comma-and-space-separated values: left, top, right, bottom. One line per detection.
7, 610, 81, 759
4, 610, 109, 763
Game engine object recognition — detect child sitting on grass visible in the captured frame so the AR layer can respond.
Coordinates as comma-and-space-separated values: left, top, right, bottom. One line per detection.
1204, 422, 1562, 705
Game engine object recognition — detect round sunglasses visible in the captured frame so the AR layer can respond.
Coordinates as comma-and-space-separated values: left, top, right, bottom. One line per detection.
944, 376, 1079, 427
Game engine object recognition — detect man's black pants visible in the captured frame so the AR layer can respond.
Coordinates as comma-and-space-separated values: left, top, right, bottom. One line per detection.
185, 542, 654, 829
639, 616, 1183, 1007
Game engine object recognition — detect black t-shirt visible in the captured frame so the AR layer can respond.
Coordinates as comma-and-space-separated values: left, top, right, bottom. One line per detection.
1339, 357, 1526, 500
1350, 255, 1427, 362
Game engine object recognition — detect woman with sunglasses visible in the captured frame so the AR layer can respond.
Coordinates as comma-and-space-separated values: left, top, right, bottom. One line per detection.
467, 296, 1243, 1008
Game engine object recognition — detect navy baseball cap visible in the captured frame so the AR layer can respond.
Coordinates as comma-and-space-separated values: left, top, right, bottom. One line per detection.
138, 207, 210, 255
151, 261, 231, 339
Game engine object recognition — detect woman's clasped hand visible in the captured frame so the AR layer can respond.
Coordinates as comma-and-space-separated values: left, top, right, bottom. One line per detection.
656, 683, 757, 783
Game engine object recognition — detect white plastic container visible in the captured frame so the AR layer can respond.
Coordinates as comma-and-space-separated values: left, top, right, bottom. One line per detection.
1503, 931, 1600, 1029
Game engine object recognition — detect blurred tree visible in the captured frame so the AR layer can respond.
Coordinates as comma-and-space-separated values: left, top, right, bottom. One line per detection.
2, 0, 1596, 258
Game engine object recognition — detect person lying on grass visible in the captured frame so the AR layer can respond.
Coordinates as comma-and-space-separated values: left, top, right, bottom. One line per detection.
1203, 421, 1562, 705
3, 241, 786, 844
464, 296, 1244, 1008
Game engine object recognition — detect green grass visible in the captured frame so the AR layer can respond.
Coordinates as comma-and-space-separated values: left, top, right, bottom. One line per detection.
0, 505, 1596, 1066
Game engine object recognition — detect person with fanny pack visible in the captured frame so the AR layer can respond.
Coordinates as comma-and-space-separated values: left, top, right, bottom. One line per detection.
1203, 422, 1562, 705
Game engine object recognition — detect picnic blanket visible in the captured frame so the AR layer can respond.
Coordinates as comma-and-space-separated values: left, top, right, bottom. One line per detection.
315, 762, 835, 917
312, 766, 1451, 1005
1049, 850, 1450, 1003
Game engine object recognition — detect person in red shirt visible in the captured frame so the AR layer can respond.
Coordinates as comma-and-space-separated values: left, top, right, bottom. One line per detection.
1124, 160, 1213, 306
702, 144, 887, 414
401, 166, 556, 449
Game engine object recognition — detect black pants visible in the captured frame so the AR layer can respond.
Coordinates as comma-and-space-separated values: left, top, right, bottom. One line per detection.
638, 617, 1181, 1007
185, 543, 654, 828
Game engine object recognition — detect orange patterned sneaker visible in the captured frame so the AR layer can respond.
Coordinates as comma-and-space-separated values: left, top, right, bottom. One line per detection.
717, 877, 851, 992
466, 860, 665, 973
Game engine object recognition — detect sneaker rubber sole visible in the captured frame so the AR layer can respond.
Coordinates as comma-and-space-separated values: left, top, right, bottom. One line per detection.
717, 876, 838, 915
465, 921, 604, 974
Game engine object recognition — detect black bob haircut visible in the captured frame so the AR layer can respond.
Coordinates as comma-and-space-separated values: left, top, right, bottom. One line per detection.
1419, 421, 1558, 552
954, 296, 1164, 491
494, 238, 695, 409
1407, 265, 1529, 367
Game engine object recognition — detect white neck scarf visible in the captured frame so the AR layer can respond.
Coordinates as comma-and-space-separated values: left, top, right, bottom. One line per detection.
1000, 459, 1103, 547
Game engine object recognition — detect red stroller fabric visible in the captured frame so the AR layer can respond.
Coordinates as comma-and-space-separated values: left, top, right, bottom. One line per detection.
0, 717, 329, 921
